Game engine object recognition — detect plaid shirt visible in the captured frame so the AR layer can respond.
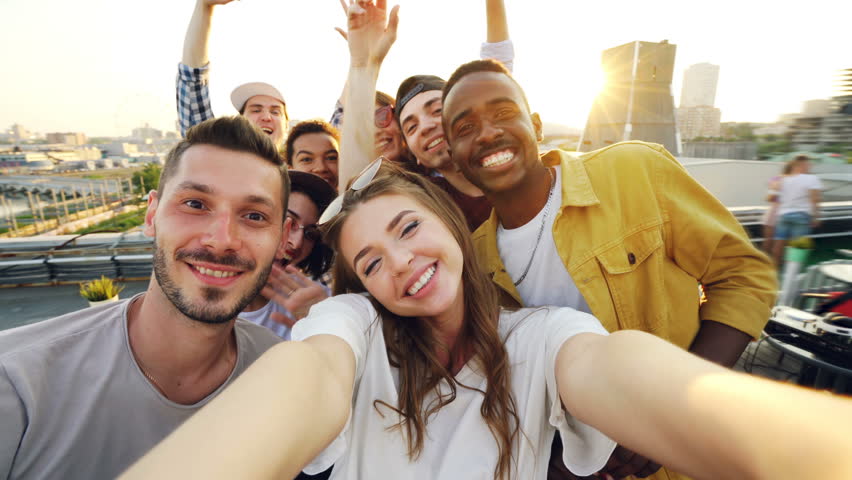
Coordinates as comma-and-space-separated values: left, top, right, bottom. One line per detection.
176, 62, 215, 137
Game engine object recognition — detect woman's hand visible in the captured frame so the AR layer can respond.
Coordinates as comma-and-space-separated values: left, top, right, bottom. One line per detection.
261, 265, 330, 326
340, 0, 400, 68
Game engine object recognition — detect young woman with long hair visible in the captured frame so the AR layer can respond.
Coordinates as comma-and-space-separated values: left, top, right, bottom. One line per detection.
122, 162, 852, 480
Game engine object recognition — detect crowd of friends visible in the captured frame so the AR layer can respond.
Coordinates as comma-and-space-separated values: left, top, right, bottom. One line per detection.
1, 1, 851, 480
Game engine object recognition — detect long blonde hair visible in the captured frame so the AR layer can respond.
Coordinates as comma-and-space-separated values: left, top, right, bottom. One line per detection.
321, 164, 519, 479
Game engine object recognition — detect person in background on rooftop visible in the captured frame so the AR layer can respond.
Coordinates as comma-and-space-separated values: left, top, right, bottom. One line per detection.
121, 162, 852, 480
337, 0, 511, 232
771, 154, 823, 266
760, 161, 793, 254
284, 120, 342, 190
441, 59, 778, 480
0, 116, 286, 479
177, 0, 288, 148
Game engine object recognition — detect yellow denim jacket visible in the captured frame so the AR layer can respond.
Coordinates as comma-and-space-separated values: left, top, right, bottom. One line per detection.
473, 142, 776, 350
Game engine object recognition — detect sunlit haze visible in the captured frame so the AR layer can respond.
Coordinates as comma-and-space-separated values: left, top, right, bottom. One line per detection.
1, 0, 848, 136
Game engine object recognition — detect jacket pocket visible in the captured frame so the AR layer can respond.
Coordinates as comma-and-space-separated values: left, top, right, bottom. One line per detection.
595, 226, 667, 332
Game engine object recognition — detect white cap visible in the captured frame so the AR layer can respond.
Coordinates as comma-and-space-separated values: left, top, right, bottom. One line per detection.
230, 82, 287, 112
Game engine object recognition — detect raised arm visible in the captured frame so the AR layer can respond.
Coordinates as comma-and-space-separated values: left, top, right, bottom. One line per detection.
121, 336, 355, 479
177, 0, 236, 136
485, 0, 509, 43
481, 0, 514, 71
338, 0, 399, 193
182, 0, 235, 68
557, 330, 852, 480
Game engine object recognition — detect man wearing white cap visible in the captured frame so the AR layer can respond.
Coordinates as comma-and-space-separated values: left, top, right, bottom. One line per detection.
177, 0, 288, 147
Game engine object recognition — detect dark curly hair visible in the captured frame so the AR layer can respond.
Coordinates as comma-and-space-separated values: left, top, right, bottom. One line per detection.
283, 120, 341, 167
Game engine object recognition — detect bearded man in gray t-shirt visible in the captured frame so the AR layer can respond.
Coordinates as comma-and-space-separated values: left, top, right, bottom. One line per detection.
0, 116, 291, 480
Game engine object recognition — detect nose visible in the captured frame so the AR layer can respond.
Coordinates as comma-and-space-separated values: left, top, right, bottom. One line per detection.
476, 120, 503, 145
313, 159, 330, 174
288, 226, 304, 249
421, 116, 440, 136
387, 247, 414, 278
260, 108, 272, 121
203, 212, 241, 253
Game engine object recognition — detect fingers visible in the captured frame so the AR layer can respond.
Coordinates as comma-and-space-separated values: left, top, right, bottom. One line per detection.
283, 265, 312, 287
338, 0, 348, 15
335, 27, 349, 41
387, 4, 400, 36
376, 0, 386, 11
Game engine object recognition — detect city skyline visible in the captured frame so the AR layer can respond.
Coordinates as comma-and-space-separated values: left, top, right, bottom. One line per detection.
1, 0, 848, 136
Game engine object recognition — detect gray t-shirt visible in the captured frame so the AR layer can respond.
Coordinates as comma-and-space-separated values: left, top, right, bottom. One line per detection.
0, 294, 281, 480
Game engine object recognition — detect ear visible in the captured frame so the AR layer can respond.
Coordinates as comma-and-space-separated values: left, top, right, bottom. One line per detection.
531, 112, 543, 142
143, 190, 159, 238
275, 216, 292, 260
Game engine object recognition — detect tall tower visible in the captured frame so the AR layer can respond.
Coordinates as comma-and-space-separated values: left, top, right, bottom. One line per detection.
680, 63, 720, 108
579, 40, 680, 155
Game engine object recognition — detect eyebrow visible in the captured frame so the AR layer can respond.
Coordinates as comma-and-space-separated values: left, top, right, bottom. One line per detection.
401, 98, 441, 128
286, 209, 301, 220
387, 210, 413, 232
352, 210, 415, 271
449, 97, 518, 131
175, 181, 213, 194
246, 194, 276, 211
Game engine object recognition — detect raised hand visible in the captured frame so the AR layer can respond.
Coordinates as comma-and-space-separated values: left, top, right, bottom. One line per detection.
202, 0, 238, 6
342, 0, 400, 68
261, 264, 330, 327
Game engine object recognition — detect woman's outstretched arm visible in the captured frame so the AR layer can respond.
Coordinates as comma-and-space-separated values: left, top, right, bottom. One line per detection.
557, 330, 852, 480
121, 335, 355, 479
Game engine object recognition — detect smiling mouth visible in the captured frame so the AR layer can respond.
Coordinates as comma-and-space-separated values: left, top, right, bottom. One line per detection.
406, 264, 436, 296
190, 264, 241, 278
376, 137, 392, 149
426, 137, 445, 151
480, 149, 514, 168
260, 127, 273, 135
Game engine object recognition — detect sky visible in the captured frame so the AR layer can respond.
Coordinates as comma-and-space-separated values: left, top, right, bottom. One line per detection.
0, 0, 849, 137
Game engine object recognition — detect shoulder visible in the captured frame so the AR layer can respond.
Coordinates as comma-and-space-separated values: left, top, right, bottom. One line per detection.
234, 318, 283, 352
0, 300, 127, 363
580, 141, 677, 169
499, 306, 605, 340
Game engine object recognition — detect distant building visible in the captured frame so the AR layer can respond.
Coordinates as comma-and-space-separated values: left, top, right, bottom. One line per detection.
10, 124, 31, 142
789, 71, 852, 150
0, 151, 50, 167
46, 132, 88, 146
580, 40, 680, 154
131, 123, 163, 141
676, 63, 722, 141
102, 143, 140, 157
676, 106, 722, 140
679, 63, 720, 108
801, 99, 831, 117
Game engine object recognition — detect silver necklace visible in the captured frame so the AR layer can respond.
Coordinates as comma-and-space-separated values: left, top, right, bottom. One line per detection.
513, 168, 555, 287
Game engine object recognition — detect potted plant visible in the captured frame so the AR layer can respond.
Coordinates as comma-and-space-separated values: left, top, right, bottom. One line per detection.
79, 276, 125, 307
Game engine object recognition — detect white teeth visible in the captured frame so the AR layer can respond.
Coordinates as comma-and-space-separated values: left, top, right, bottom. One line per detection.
481, 150, 514, 168
282, 253, 293, 262
261, 128, 273, 134
196, 266, 238, 278
376, 139, 391, 148
426, 137, 444, 150
407, 265, 436, 296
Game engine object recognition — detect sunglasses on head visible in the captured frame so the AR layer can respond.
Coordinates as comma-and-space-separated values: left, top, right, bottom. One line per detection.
318, 157, 385, 225
374, 105, 395, 129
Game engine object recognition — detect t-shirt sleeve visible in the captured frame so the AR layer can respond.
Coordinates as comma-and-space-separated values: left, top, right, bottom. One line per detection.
543, 308, 617, 477
480, 39, 515, 72
0, 364, 26, 478
290, 294, 378, 474
808, 175, 823, 191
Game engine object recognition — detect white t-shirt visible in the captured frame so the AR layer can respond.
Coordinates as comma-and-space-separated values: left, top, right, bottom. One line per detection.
777, 173, 823, 216
239, 300, 293, 340
497, 168, 591, 313
292, 294, 615, 480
